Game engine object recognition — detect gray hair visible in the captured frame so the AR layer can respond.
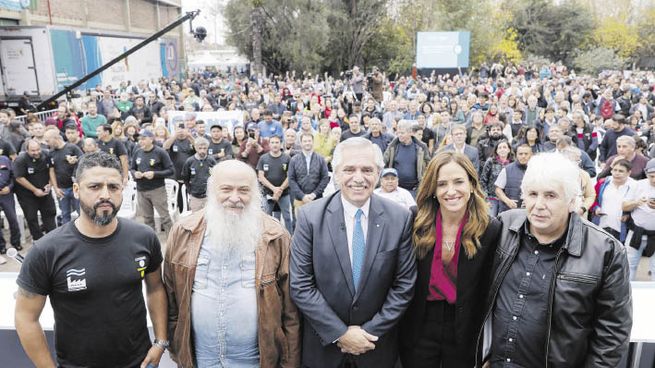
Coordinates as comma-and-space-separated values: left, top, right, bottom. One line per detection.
194, 136, 209, 147
207, 160, 262, 208
521, 152, 581, 211
332, 137, 384, 172
396, 119, 413, 132
616, 135, 636, 148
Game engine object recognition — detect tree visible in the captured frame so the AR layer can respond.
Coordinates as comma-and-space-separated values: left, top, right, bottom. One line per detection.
593, 17, 639, 60
224, 0, 330, 74
510, 0, 594, 64
573, 47, 624, 75
634, 7, 655, 68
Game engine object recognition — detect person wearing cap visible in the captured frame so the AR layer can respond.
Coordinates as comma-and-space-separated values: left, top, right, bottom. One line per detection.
373, 168, 416, 210
208, 124, 233, 162
131, 129, 175, 233
164, 122, 196, 211
622, 158, 655, 280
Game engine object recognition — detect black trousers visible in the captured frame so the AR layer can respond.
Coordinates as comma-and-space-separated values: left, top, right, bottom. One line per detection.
0, 194, 21, 249
401, 301, 471, 368
16, 192, 56, 241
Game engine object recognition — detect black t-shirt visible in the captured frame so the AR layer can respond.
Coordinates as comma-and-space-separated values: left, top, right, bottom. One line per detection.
97, 137, 127, 158
256, 152, 291, 196
167, 138, 195, 180
130, 146, 174, 191
49, 143, 83, 188
16, 219, 163, 368
208, 139, 233, 161
340, 130, 367, 142
181, 155, 216, 197
13, 151, 51, 195
0, 139, 16, 158
421, 127, 435, 147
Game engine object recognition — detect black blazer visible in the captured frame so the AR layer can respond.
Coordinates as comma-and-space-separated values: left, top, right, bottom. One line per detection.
399, 216, 501, 366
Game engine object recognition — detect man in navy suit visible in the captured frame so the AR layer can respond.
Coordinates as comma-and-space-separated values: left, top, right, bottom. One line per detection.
441, 124, 481, 172
291, 137, 417, 367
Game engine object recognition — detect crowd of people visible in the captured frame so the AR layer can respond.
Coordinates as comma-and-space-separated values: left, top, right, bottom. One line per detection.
5, 62, 655, 367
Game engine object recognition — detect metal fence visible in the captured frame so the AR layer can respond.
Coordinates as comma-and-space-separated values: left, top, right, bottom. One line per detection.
15, 109, 58, 124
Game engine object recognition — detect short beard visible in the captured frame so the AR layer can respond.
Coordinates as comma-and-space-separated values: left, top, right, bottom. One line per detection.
81, 200, 119, 226
204, 196, 262, 256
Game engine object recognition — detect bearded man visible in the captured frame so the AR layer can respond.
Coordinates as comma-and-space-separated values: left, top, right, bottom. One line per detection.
15, 151, 168, 368
164, 159, 301, 368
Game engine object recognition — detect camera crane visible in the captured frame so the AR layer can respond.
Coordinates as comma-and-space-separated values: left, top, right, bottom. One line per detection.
37, 9, 206, 111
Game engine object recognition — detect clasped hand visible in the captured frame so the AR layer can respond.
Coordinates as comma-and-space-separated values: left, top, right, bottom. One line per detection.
337, 326, 378, 355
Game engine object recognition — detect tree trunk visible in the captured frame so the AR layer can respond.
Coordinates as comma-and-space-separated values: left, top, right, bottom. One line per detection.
251, 4, 263, 76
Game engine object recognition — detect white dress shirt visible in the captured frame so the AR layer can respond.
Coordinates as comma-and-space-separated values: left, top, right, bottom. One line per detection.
342, 196, 370, 267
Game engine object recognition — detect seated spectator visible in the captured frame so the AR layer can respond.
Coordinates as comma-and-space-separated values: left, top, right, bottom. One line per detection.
373, 168, 416, 210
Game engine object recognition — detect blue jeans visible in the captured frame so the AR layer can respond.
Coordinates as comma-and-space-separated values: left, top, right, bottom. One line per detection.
626, 231, 655, 281
264, 193, 293, 234
58, 187, 79, 224
487, 198, 500, 217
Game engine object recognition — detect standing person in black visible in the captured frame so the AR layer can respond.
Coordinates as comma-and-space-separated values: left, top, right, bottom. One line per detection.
96, 124, 129, 183
256, 135, 293, 233
207, 124, 233, 162
13, 139, 57, 241
0, 154, 21, 257
15, 151, 168, 368
180, 137, 216, 212
45, 129, 83, 225
131, 130, 175, 233
163, 123, 195, 213
399, 152, 501, 368
0, 136, 16, 160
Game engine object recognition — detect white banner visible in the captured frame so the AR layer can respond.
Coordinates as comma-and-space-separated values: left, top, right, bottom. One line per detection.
167, 110, 244, 134
97, 37, 162, 86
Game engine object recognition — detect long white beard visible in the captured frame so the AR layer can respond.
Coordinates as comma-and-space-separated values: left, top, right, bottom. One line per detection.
204, 198, 262, 256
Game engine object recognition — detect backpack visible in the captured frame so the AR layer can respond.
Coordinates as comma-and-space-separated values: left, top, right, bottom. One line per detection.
600, 98, 614, 119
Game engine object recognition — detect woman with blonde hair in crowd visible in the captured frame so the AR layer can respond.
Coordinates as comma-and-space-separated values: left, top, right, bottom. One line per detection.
400, 151, 501, 368
153, 125, 169, 146
313, 119, 336, 164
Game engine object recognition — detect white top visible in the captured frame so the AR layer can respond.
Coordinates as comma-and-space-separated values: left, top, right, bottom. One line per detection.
374, 187, 416, 209
341, 196, 370, 267
494, 168, 507, 189
599, 178, 635, 232
624, 179, 655, 230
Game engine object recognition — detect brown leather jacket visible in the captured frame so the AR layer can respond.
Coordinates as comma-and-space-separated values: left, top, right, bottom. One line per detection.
163, 210, 301, 368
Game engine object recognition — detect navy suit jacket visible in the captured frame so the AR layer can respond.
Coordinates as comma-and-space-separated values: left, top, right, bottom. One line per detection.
290, 192, 417, 368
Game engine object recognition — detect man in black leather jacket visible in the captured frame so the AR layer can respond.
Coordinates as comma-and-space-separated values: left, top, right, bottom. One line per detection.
477, 152, 632, 368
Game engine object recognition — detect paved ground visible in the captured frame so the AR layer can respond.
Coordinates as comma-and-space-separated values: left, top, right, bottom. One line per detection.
0, 223, 652, 281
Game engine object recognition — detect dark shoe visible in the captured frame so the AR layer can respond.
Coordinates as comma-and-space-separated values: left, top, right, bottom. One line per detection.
12, 244, 23, 251
0, 248, 6, 255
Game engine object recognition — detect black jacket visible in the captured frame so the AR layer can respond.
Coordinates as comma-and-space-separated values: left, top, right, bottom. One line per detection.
399, 217, 501, 367
476, 210, 632, 367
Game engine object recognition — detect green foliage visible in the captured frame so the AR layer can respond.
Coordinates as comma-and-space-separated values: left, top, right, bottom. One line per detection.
593, 17, 639, 59
634, 7, 655, 67
224, 0, 329, 74
509, 0, 594, 65
573, 47, 625, 75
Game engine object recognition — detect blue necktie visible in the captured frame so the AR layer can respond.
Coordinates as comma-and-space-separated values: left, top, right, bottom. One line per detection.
352, 209, 366, 291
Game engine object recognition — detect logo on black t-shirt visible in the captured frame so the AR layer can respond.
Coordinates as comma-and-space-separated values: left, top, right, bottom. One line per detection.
109, 148, 114, 155
66, 268, 87, 292
135, 256, 147, 278
149, 159, 155, 167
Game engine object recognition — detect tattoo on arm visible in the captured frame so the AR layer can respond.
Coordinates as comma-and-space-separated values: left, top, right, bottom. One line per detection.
17, 287, 38, 299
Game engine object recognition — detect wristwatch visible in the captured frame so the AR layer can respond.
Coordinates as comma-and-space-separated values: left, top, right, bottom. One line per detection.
153, 339, 170, 350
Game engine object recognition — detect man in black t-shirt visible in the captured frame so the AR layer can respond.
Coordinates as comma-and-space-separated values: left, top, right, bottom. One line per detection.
13, 139, 56, 240
45, 129, 83, 224
15, 151, 168, 368
164, 124, 195, 213
181, 137, 216, 212
257, 135, 293, 233
207, 124, 233, 162
131, 130, 175, 233
96, 124, 129, 182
